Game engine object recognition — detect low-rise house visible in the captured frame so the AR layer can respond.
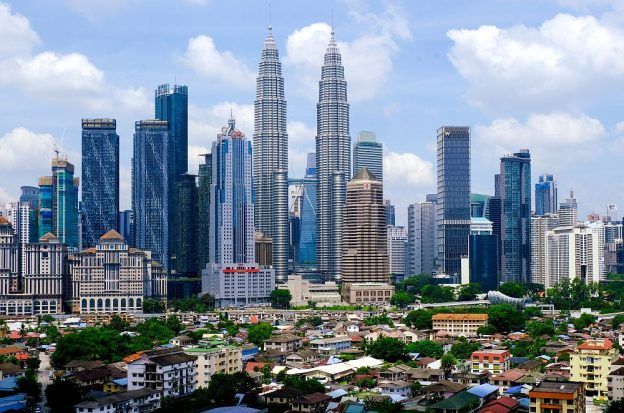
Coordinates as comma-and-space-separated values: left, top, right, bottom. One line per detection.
466, 383, 499, 406
608, 366, 624, 401
545, 361, 570, 379
0, 363, 23, 380
490, 369, 527, 392
264, 334, 303, 353
74, 388, 161, 413
432, 314, 488, 337
409, 368, 445, 384
264, 386, 304, 410
421, 380, 467, 399
290, 392, 331, 413
309, 336, 351, 355
286, 349, 319, 364
479, 396, 519, 413
63, 360, 105, 373
73, 367, 124, 390
470, 350, 511, 374
378, 380, 412, 398
103, 378, 127, 394
379, 365, 409, 382
448, 371, 490, 387
429, 391, 481, 413
529, 381, 585, 413
184, 343, 242, 388
170, 335, 193, 347
127, 348, 197, 398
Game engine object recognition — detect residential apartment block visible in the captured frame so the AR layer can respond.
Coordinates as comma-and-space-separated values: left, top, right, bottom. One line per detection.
432, 313, 488, 337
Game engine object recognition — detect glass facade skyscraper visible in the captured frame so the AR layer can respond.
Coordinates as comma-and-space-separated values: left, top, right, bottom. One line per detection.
175, 173, 198, 276
81, 118, 119, 248
436, 126, 471, 276
20, 186, 39, 243
296, 153, 317, 268
407, 201, 436, 276
384, 200, 396, 226
37, 177, 53, 238
535, 173, 558, 216
316, 31, 351, 282
500, 149, 531, 284
132, 120, 170, 271
197, 154, 212, 273
253, 27, 289, 282
353, 131, 382, 181
50, 158, 79, 248
118, 210, 133, 245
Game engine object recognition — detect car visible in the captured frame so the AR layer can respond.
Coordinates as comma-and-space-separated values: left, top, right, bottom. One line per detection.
35, 407, 41, 413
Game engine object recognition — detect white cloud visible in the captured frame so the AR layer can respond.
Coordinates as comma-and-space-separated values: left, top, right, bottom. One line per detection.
384, 152, 434, 187
0, 2, 39, 58
447, 14, 624, 113
181, 35, 255, 88
473, 112, 606, 173
0, 127, 56, 171
285, 3, 411, 102
0, 187, 12, 205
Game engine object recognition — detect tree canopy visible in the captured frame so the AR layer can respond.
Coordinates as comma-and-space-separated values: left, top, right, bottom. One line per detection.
403, 309, 434, 330
498, 282, 525, 298
456, 283, 482, 301
270, 289, 292, 309
365, 336, 407, 362
390, 291, 416, 308
405, 340, 443, 359
248, 322, 274, 347
488, 304, 525, 333
420, 285, 455, 303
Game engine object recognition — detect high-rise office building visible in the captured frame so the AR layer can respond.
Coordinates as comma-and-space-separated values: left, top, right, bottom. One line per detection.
436, 126, 471, 276
387, 225, 407, 281
316, 30, 351, 283
0, 217, 19, 296
81, 118, 119, 248
253, 27, 289, 283
155, 84, 188, 273
118, 210, 133, 245
470, 193, 491, 218
341, 168, 388, 285
466, 218, 498, 292
407, 201, 437, 276
20, 186, 39, 243
530, 214, 559, 286
50, 157, 79, 248
2, 202, 30, 245
353, 131, 382, 181
176, 173, 198, 276
132, 120, 170, 271
499, 150, 531, 284
486, 196, 502, 275
558, 191, 578, 226
296, 153, 317, 268
202, 118, 275, 307
197, 154, 212, 273
384, 200, 396, 226
535, 174, 558, 216
38, 177, 53, 239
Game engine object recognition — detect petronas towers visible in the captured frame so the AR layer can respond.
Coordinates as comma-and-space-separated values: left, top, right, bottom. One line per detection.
254, 26, 349, 283
254, 27, 289, 282
316, 31, 351, 282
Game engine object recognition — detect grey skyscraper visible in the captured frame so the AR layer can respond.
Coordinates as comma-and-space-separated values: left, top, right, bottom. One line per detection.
353, 131, 382, 181
132, 120, 169, 271
500, 149, 531, 284
81, 118, 119, 248
535, 173, 558, 216
253, 27, 289, 282
384, 200, 396, 226
316, 30, 351, 282
197, 154, 212, 273
436, 126, 471, 276
407, 201, 436, 276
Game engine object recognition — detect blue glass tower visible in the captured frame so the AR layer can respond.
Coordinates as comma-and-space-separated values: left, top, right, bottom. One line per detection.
469, 226, 498, 291
81, 119, 119, 247
297, 153, 318, 267
535, 173, 558, 216
500, 149, 531, 284
51, 158, 79, 248
353, 131, 382, 181
436, 126, 471, 276
132, 120, 170, 271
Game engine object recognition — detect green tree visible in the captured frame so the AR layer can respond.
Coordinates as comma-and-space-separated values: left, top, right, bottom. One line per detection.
607, 399, 624, 413
248, 322, 273, 347
270, 289, 292, 309
17, 369, 40, 408
421, 285, 455, 303
364, 314, 394, 327
108, 315, 129, 332
208, 372, 257, 406
356, 377, 377, 389
142, 298, 165, 313
488, 304, 525, 333
523, 306, 544, 319
405, 340, 443, 359
571, 313, 596, 330
403, 309, 433, 330
364, 398, 403, 413
398, 274, 432, 294
365, 336, 407, 362
526, 319, 556, 338
390, 291, 416, 308
450, 338, 480, 360
134, 317, 177, 343
476, 325, 497, 335
46, 379, 83, 413
165, 315, 183, 335
441, 353, 457, 371
498, 282, 525, 298
613, 315, 624, 329
281, 374, 326, 394
456, 283, 482, 301
40, 314, 55, 324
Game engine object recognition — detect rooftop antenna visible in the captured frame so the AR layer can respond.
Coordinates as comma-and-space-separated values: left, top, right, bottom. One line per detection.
268, 3, 272, 30
331, 9, 334, 35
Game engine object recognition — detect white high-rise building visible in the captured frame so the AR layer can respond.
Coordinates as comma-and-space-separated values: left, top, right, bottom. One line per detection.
2, 202, 30, 245
387, 226, 407, 281
531, 214, 559, 286
316, 30, 350, 283
558, 192, 578, 227
545, 223, 604, 289
253, 26, 289, 283
407, 201, 436, 276
202, 118, 275, 307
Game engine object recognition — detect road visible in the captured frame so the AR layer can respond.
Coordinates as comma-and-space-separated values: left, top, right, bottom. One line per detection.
38, 352, 52, 412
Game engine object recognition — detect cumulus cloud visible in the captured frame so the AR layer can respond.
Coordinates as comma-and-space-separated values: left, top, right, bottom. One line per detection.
285, 3, 411, 102
384, 152, 434, 187
447, 14, 624, 113
0, 3, 39, 58
473, 112, 606, 173
181, 35, 255, 88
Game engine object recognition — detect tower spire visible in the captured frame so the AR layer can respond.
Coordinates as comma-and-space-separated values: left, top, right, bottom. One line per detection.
268, 3, 272, 31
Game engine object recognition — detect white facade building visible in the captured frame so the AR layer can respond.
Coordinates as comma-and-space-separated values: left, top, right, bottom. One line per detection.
74, 389, 161, 413
387, 225, 407, 280
127, 348, 197, 398
531, 214, 559, 285
184, 344, 242, 388
278, 274, 341, 307
407, 201, 436, 276
70, 230, 167, 314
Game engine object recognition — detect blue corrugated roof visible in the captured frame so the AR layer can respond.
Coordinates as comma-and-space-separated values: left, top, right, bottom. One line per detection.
505, 385, 524, 394
467, 383, 499, 398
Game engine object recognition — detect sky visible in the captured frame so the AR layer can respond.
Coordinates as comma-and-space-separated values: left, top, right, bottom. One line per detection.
1, 0, 624, 225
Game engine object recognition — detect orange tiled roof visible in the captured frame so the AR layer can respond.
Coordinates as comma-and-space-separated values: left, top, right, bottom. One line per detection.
578, 339, 613, 350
